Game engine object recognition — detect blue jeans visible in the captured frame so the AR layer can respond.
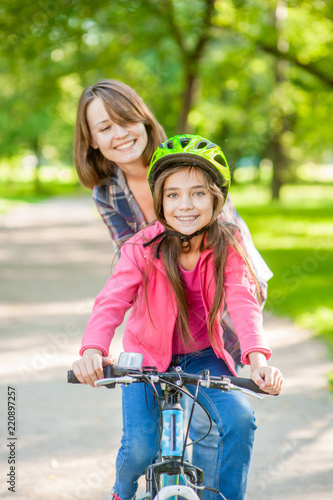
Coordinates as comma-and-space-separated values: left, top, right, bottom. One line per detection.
112, 349, 256, 500
189, 362, 241, 499
189, 400, 219, 499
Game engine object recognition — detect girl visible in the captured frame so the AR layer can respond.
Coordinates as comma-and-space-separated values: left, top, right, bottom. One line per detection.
73, 134, 283, 500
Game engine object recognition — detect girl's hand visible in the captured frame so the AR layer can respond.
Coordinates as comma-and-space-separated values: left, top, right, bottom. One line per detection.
250, 365, 283, 395
248, 351, 283, 395
72, 348, 114, 387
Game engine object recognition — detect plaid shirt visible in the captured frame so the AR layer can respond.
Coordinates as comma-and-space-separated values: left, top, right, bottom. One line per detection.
93, 166, 273, 365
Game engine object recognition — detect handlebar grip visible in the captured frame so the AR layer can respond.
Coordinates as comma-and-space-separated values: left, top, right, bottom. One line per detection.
67, 370, 80, 384
228, 376, 277, 395
67, 365, 129, 384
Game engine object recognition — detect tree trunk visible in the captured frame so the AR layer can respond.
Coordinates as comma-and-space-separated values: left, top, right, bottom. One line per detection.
177, 69, 197, 133
33, 138, 43, 194
163, 0, 216, 133
270, 1, 289, 200
270, 138, 286, 199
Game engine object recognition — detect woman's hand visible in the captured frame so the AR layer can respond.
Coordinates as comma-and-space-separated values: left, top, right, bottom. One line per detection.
72, 348, 114, 387
248, 352, 283, 395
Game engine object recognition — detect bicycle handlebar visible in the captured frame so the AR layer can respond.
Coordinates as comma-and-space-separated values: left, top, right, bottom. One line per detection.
67, 365, 275, 397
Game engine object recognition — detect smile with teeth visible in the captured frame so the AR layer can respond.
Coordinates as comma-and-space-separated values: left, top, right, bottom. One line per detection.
115, 140, 135, 150
175, 216, 199, 221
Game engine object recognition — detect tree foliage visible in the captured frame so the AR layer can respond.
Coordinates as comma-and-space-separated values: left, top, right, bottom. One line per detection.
0, 0, 332, 197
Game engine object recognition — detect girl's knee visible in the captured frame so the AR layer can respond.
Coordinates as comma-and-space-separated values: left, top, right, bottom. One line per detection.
228, 397, 256, 435
120, 420, 158, 469
131, 433, 156, 458
214, 394, 256, 437
239, 406, 256, 434
117, 435, 156, 479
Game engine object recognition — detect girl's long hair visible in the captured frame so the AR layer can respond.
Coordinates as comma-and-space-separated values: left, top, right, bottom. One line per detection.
73, 79, 167, 189
151, 165, 260, 349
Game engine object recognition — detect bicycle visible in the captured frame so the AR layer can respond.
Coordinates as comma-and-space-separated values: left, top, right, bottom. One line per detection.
67, 352, 272, 500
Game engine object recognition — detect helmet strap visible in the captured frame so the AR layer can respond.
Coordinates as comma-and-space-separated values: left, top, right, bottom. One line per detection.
143, 226, 209, 259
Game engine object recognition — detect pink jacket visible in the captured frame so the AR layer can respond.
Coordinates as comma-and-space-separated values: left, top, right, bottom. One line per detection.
80, 222, 271, 376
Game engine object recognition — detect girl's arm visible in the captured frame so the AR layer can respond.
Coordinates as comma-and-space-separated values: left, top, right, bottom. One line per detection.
72, 241, 144, 386
224, 239, 283, 393
248, 351, 283, 395
224, 242, 271, 363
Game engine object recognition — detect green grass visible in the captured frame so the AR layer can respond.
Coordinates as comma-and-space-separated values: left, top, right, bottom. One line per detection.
231, 183, 333, 356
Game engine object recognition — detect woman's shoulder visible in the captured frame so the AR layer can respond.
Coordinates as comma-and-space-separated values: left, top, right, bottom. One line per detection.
92, 179, 116, 203
92, 167, 124, 198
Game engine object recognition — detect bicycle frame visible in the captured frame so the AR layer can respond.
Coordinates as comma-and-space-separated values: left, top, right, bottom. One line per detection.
145, 384, 203, 500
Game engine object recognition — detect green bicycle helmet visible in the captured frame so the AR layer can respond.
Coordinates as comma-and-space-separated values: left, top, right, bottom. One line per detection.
148, 134, 230, 200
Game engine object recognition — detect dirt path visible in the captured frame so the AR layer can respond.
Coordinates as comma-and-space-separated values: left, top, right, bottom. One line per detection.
0, 197, 332, 500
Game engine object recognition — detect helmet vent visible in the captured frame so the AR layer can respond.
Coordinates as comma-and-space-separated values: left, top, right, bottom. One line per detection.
179, 138, 190, 148
166, 140, 175, 149
214, 154, 226, 167
196, 140, 209, 149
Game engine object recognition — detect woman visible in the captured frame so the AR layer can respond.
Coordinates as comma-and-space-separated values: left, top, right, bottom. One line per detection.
73, 79, 273, 495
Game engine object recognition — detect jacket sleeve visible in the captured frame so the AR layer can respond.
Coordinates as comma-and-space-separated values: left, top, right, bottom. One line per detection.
80, 242, 144, 356
223, 242, 272, 366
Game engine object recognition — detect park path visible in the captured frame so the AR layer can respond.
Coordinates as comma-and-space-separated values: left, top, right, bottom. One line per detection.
0, 196, 332, 500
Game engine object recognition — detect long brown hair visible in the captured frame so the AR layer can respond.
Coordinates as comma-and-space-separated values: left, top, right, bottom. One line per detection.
73, 79, 167, 189
151, 165, 260, 349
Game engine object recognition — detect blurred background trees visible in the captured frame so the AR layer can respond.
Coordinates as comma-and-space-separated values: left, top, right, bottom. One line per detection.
0, 0, 332, 198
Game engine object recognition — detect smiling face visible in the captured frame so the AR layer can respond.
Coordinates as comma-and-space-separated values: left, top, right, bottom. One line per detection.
86, 97, 148, 169
162, 168, 214, 235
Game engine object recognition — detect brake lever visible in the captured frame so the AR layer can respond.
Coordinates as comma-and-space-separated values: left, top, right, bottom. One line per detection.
229, 383, 264, 400
95, 376, 135, 387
